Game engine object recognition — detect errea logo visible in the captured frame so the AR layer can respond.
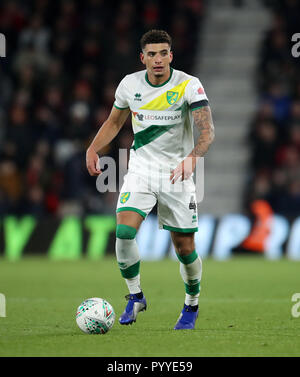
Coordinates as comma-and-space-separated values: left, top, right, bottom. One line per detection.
134, 93, 142, 101
0, 33, 6, 57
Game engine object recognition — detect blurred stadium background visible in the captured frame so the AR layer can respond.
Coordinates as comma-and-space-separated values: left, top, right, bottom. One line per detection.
0, 0, 300, 261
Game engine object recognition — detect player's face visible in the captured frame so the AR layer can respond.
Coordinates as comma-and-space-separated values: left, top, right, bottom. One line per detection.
140, 43, 173, 78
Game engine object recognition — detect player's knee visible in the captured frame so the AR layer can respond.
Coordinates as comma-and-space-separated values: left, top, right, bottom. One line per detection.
116, 224, 137, 240
176, 247, 196, 258
173, 238, 195, 256
177, 249, 199, 265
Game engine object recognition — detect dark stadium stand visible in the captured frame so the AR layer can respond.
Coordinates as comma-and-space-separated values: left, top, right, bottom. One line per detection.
245, 0, 300, 219
0, 0, 205, 217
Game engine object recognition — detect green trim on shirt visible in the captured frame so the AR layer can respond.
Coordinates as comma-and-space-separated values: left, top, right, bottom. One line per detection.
132, 123, 177, 150
113, 103, 129, 110
145, 67, 174, 88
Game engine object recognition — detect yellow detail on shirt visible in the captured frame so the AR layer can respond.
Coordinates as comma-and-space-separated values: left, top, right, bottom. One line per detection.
140, 79, 191, 111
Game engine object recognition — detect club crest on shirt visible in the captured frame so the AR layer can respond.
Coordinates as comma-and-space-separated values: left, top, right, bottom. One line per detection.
120, 192, 130, 203
166, 91, 179, 105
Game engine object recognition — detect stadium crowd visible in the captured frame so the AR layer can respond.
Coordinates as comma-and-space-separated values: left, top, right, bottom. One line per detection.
0, 0, 204, 217
246, 0, 300, 219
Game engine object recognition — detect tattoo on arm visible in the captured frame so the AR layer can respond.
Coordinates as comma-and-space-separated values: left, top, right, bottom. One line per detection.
191, 105, 215, 157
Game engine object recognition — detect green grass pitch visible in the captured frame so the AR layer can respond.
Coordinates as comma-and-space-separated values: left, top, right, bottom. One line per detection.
0, 256, 299, 357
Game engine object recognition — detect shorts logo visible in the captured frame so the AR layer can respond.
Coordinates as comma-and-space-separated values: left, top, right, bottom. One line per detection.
167, 91, 179, 105
118, 262, 127, 269
189, 196, 197, 212
120, 192, 130, 204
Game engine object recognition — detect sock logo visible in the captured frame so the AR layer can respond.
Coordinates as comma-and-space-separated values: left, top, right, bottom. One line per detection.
187, 279, 200, 285
118, 262, 127, 269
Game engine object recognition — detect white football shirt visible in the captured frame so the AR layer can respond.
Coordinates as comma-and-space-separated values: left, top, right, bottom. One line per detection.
114, 67, 209, 177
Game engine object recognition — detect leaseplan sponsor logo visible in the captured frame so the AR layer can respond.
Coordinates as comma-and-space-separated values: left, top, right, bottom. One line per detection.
132, 111, 181, 122
132, 112, 144, 121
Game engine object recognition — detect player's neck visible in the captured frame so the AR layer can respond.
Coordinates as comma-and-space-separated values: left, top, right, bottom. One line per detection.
146, 67, 172, 87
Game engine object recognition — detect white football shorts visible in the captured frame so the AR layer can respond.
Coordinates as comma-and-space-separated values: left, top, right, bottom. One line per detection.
116, 171, 198, 233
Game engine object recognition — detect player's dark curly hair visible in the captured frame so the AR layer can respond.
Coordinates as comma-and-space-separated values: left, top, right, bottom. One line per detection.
140, 30, 172, 50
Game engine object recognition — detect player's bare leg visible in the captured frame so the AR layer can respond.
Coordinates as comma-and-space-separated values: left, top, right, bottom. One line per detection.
116, 211, 147, 325
171, 232, 202, 330
117, 211, 144, 230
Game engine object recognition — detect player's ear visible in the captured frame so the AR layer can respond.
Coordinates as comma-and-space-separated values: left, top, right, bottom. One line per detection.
169, 50, 173, 63
140, 52, 145, 65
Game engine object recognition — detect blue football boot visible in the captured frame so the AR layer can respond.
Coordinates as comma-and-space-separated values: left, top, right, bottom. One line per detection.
174, 304, 199, 330
119, 293, 147, 325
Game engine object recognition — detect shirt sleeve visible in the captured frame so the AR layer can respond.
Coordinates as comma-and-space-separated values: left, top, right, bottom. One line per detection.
185, 77, 209, 111
114, 77, 129, 110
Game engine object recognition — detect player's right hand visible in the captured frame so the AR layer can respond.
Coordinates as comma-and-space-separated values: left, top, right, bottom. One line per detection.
86, 147, 102, 176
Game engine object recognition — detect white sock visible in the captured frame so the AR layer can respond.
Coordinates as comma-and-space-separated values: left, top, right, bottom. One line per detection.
185, 293, 200, 306
116, 238, 141, 294
125, 274, 141, 294
179, 253, 202, 307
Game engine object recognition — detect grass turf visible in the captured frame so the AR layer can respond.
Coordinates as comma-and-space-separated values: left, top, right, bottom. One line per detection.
0, 255, 299, 357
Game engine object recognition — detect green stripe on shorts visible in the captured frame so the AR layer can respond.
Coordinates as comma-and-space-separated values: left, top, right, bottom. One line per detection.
163, 225, 198, 233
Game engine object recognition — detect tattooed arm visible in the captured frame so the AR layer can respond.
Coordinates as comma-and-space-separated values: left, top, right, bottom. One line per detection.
170, 105, 215, 183
190, 105, 215, 158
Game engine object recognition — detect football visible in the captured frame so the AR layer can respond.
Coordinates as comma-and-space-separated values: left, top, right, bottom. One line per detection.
76, 297, 115, 334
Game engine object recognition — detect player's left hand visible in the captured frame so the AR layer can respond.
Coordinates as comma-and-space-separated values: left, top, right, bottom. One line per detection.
170, 156, 197, 184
